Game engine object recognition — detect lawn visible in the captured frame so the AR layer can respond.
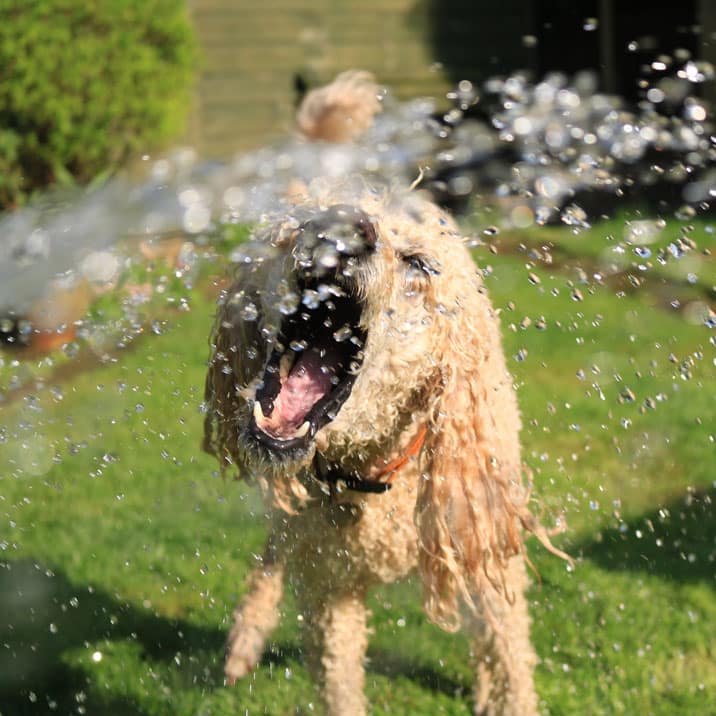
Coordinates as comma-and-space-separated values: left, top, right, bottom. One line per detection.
1, 212, 714, 715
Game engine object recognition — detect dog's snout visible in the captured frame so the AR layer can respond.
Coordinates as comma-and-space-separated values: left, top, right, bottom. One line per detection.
295, 205, 377, 275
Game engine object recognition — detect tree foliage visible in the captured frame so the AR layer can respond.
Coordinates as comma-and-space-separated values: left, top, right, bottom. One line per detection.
0, 0, 196, 208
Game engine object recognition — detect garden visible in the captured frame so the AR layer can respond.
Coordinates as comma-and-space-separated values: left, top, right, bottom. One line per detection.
1, 2, 714, 715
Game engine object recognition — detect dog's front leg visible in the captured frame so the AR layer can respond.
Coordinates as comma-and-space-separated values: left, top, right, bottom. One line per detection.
298, 588, 369, 716
224, 533, 284, 684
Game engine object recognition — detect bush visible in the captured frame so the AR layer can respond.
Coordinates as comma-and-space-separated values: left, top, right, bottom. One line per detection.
0, 0, 195, 208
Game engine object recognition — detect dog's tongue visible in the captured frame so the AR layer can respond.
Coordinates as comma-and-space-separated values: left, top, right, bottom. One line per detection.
266, 348, 338, 435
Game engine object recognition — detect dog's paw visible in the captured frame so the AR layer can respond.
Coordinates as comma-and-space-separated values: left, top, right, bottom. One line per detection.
224, 627, 266, 684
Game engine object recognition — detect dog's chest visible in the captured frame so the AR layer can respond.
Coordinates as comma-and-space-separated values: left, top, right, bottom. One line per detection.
284, 478, 420, 588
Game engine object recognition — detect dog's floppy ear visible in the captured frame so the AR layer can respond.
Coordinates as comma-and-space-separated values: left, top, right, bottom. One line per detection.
202, 281, 263, 475
202, 236, 286, 476
415, 288, 564, 631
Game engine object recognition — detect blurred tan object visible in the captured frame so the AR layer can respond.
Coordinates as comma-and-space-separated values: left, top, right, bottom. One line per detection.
29, 276, 92, 353
139, 237, 188, 267
285, 178, 311, 204
296, 70, 382, 143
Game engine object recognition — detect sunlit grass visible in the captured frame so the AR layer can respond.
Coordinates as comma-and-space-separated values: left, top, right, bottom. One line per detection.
0, 219, 714, 715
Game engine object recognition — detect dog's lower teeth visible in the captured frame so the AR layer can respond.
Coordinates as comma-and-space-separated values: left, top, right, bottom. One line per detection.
280, 353, 294, 379
294, 421, 310, 438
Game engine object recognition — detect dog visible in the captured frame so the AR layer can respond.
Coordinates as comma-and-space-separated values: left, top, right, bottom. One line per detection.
295, 69, 382, 144
202, 187, 568, 715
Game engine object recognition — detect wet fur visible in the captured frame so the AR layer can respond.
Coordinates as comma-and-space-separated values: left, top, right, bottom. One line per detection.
203, 189, 566, 715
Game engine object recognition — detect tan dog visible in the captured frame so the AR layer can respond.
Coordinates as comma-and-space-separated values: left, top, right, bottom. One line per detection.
296, 70, 382, 143
203, 189, 566, 715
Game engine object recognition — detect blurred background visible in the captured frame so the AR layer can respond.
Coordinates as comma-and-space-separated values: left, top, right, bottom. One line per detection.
0, 2, 714, 715
187, 0, 716, 155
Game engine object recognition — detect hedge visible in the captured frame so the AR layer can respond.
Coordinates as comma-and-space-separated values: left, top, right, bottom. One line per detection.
0, 0, 196, 208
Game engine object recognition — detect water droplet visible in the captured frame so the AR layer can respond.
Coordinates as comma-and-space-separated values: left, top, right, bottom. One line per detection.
240, 302, 258, 321
583, 17, 598, 31
333, 325, 353, 342
63, 342, 80, 359
278, 292, 299, 315
302, 289, 321, 309
675, 205, 696, 221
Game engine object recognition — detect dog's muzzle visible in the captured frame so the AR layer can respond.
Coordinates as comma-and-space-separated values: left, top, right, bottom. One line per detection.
249, 205, 376, 454
293, 204, 376, 278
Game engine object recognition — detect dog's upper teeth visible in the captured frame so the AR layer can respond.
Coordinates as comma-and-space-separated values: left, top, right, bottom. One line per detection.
280, 353, 294, 380
253, 401, 265, 422
294, 421, 310, 438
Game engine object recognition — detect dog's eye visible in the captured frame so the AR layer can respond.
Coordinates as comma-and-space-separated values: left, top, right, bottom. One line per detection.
401, 253, 441, 278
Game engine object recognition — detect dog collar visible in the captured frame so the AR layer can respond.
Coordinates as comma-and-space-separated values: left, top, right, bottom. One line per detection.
313, 424, 427, 494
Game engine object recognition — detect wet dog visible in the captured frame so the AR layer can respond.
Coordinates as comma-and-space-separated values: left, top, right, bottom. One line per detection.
203, 189, 566, 715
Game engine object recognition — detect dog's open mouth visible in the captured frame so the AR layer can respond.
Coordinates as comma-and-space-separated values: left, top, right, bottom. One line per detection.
249, 281, 366, 452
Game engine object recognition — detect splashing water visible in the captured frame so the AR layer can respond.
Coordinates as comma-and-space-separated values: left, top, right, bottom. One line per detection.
2, 62, 715, 313
1, 60, 715, 716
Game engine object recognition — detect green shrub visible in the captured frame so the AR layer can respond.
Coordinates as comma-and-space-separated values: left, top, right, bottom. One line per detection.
0, 0, 196, 208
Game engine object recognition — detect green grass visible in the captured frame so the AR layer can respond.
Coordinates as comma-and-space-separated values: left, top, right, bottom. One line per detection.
0, 218, 714, 715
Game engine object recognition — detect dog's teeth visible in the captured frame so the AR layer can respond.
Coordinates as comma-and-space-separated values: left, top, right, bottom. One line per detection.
294, 421, 310, 438
253, 401, 265, 422
280, 353, 294, 379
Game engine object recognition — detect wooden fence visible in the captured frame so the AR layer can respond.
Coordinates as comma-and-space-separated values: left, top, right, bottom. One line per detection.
185, 0, 533, 157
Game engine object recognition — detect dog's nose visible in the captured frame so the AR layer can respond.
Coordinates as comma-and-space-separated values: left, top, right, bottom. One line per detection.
295, 205, 376, 276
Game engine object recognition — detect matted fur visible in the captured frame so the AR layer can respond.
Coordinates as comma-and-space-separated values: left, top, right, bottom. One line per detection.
203, 188, 567, 715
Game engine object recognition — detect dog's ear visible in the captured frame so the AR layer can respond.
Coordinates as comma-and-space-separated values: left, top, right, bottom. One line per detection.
415, 290, 564, 631
202, 240, 283, 475
202, 281, 263, 475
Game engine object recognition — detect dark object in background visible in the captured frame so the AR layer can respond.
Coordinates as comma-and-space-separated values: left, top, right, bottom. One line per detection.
0, 314, 30, 348
293, 72, 309, 108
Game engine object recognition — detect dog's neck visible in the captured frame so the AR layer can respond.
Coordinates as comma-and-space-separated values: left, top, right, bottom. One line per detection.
313, 421, 428, 495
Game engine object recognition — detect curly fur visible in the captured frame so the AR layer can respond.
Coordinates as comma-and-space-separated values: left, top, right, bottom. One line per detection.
295, 70, 381, 143
203, 188, 567, 715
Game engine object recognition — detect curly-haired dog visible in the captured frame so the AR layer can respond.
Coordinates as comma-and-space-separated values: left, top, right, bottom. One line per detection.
203, 190, 567, 715
296, 69, 381, 143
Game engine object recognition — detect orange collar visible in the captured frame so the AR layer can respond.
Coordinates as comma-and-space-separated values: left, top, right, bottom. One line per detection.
314, 424, 428, 494
371, 424, 428, 484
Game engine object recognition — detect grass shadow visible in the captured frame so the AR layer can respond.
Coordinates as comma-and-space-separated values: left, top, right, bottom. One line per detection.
576, 486, 716, 586
261, 642, 468, 699
367, 649, 468, 698
260, 634, 468, 699
0, 558, 225, 715
1, 559, 470, 713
